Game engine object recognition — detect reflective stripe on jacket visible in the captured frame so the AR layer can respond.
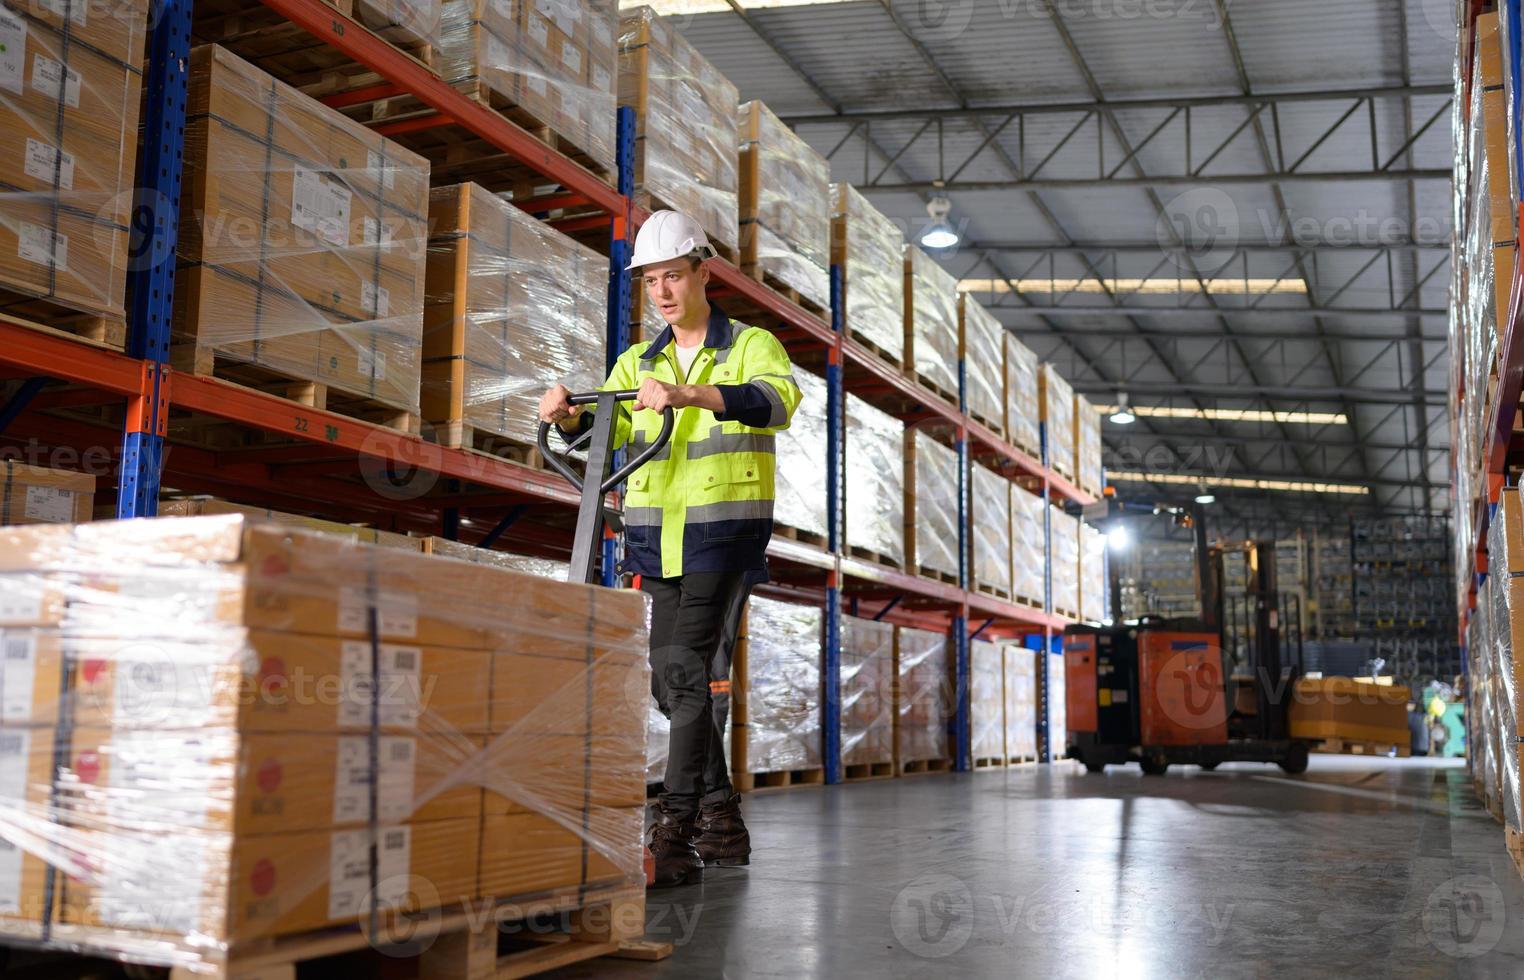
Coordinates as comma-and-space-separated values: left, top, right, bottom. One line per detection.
596, 304, 802, 579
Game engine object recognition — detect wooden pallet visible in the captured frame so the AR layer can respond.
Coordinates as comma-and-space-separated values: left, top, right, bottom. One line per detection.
734, 766, 824, 793
1507, 828, 1524, 881
1054, 607, 1082, 622
898, 757, 952, 777
0, 306, 125, 352
1006, 754, 1039, 767
974, 583, 1013, 602
843, 761, 894, 782
847, 544, 904, 570
773, 522, 829, 550
1011, 594, 1046, 612
968, 409, 1006, 440
170, 344, 422, 437
428, 419, 560, 472
911, 371, 960, 410
973, 756, 1006, 770
847, 329, 903, 371
917, 564, 959, 587
1310, 737, 1412, 759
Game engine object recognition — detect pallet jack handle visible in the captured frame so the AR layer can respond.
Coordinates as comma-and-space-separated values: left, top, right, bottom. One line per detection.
536, 390, 675, 496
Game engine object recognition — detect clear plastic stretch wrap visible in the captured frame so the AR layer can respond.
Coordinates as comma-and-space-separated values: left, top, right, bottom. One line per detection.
1010, 487, 1046, 607
960, 295, 1005, 432
0, 515, 650, 968
972, 463, 1012, 597
1047, 649, 1067, 756
907, 429, 960, 579
1004, 333, 1042, 456
619, 7, 738, 255
1462, 46, 1498, 473
845, 392, 905, 566
737, 597, 823, 774
1080, 522, 1107, 623
418, 537, 573, 579
737, 100, 830, 309
1039, 365, 1075, 479
160, 497, 421, 552
1074, 395, 1103, 495
774, 369, 828, 538
1488, 489, 1523, 830
1470, 595, 1496, 808
424, 183, 607, 448
434, 0, 617, 175
831, 183, 905, 362
895, 627, 950, 764
0, 0, 145, 329
178, 45, 429, 415
1003, 644, 1036, 761
970, 640, 1004, 762
903, 247, 961, 399
840, 616, 894, 768
1050, 506, 1080, 616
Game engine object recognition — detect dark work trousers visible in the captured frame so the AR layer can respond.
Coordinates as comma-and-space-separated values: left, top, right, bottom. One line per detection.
641, 570, 758, 817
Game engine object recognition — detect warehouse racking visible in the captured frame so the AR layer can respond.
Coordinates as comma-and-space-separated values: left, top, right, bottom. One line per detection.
0, 0, 1096, 783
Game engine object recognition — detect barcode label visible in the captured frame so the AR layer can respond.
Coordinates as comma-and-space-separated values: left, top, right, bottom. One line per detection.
0, 9, 25, 95
34, 0, 85, 27
291, 165, 352, 247
30, 55, 79, 108
18, 221, 66, 271
362, 216, 391, 247
23, 137, 72, 189
366, 150, 395, 190
23, 485, 75, 523
561, 44, 582, 75
392, 650, 416, 672
357, 345, 387, 381
389, 739, 413, 763
527, 14, 549, 48
0, 632, 35, 721
360, 281, 388, 318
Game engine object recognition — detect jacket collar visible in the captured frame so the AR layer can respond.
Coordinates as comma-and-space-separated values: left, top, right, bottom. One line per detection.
643, 302, 734, 358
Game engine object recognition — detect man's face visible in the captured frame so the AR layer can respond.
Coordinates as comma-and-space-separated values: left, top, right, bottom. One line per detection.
642, 257, 708, 325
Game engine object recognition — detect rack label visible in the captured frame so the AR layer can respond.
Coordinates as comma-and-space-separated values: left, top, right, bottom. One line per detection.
333, 735, 416, 824
329, 825, 410, 919
292, 165, 351, 247
0, 632, 36, 722
23, 485, 75, 523
30, 55, 78, 107
0, 10, 24, 94
23, 138, 73, 190
17, 221, 66, 271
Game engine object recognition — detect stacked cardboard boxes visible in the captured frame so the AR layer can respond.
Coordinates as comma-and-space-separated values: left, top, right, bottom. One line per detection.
733, 597, 823, 782
0, 464, 94, 526
1039, 365, 1075, 481
1074, 394, 1103, 496
845, 393, 905, 567
1003, 643, 1037, 762
972, 463, 1012, 598
0, 515, 647, 966
423, 183, 607, 449
1051, 506, 1080, 618
618, 7, 738, 256
177, 45, 429, 416
961, 295, 1006, 435
737, 100, 830, 309
1004, 334, 1042, 458
1010, 488, 1045, 608
841, 616, 894, 773
895, 627, 950, 769
1287, 679, 1411, 747
0, 0, 147, 337
774, 369, 829, 540
1079, 522, 1107, 623
831, 184, 905, 363
970, 639, 1004, 764
159, 497, 421, 550
903, 247, 961, 404
905, 429, 960, 581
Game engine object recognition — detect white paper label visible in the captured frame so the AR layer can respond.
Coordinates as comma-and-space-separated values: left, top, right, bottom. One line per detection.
0, 729, 30, 803
0, 10, 25, 95
592, 20, 611, 47
328, 825, 410, 920
527, 14, 549, 48
17, 221, 65, 271
338, 586, 419, 638
366, 150, 395, 191
0, 839, 21, 915
23, 138, 73, 190
360, 282, 389, 319
488, 0, 513, 20
561, 44, 581, 75
591, 64, 611, 94
485, 35, 509, 68
30, 55, 78, 107
526, 73, 548, 97
332, 735, 415, 825
362, 216, 392, 247
35, 0, 85, 27
534, 0, 577, 32
0, 580, 42, 625
337, 639, 424, 728
291, 165, 351, 247
22, 485, 74, 524
357, 345, 387, 382
0, 633, 37, 722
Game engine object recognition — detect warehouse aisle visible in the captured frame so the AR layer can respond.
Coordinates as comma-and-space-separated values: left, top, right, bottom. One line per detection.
555, 757, 1523, 979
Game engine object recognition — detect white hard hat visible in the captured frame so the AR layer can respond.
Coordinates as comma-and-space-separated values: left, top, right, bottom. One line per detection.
626, 210, 717, 270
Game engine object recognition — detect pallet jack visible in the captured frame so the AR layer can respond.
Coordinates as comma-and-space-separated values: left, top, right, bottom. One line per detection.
1063, 500, 1311, 775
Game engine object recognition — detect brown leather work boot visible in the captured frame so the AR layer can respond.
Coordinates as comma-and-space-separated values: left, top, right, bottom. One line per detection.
694, 794, 751, 867
646, 803, 703, 888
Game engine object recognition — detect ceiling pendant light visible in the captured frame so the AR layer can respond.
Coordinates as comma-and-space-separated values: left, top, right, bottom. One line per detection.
920, 195, 959, 249
1109, 392, 1136, 425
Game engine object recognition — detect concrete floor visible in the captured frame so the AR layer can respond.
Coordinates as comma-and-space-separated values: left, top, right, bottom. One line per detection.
554, 756, 1524, 980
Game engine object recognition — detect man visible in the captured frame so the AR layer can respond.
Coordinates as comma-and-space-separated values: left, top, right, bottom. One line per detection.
539, 210, 802, 887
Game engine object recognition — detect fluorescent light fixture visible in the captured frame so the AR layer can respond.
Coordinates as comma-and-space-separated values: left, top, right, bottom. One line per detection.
958, 277, 1307, 296
1106, 524, 1132, 551
920, 195, 958, 249
1194, 490, 1216, 504
1096, 404, 1347, 426
1109, 392, 1135, 425
1109, 471, 1369, 496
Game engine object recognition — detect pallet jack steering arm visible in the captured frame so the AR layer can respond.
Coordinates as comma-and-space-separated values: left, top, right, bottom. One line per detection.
537, 390, 675, 585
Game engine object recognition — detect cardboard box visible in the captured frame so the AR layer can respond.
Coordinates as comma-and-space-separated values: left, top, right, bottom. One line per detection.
0, 463, 94, 526
62, 816, 482, 944
1050, 506, 1080, 616
960, 295, 1005, 433
895, 627, 949, 764
1004, 333, 1042, 456
1039, 365, 1076, 480
970, 639, 1004, 761
479, 732, 645, 816
841, 616, 893, 767
971, 462, 1012, 597
831, 183, 905, 362
422, 183, 607, 447
0, 0, 145, 325
902, 246, 961, 402
416, 538, 571, 578
1073, 395, 1103, 496
178, 45, 428, 414
488, 650, 646, 735
737, 100, 829, 308
477, 810, 639, 899
1010, 486, 1046, 607
1004, 643, 1036, 759
0, 629, 64, 726
158, 498, 421, 551
904, 429, 959, 580
1287, 677, 1409, 744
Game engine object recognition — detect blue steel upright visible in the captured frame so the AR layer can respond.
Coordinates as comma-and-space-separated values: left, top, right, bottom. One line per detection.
601, 106, 637, 588
822, 264, 845, 784
1039, 420, 1054, 762
117, 0, 192, 518
952, 359, 971, 771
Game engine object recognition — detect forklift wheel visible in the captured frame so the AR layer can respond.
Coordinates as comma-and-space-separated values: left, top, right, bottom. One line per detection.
1083, 759, 1106, 774
1198, 761, 1219, 771
1278, 743, 1309, 775
1139, 756, 1169, 776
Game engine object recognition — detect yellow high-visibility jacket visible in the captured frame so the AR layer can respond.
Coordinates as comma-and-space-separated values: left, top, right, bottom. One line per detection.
591, 304, 802, 579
